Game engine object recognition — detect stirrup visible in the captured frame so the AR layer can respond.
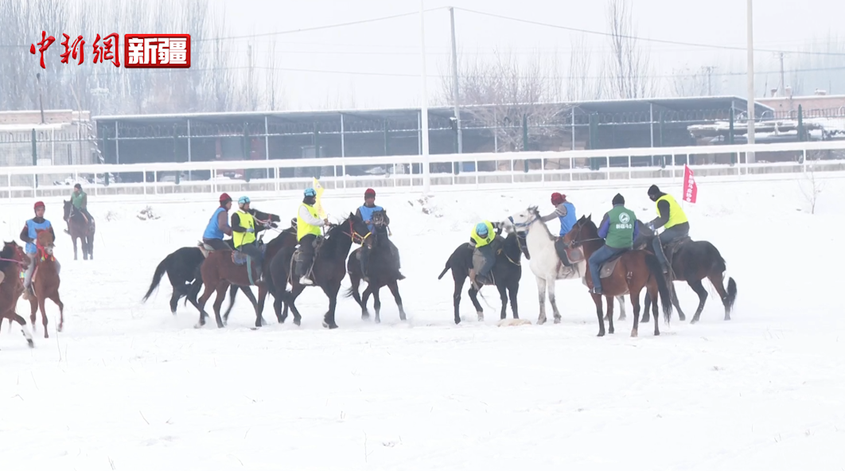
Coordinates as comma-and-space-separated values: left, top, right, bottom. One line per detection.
299, 276, 313, 285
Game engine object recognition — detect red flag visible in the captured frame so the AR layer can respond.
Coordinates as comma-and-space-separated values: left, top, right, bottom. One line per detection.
683, 164, 698, 203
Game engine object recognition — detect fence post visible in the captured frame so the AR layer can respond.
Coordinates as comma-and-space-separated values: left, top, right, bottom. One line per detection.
31, 128, 38, 189
522, 114, 529, 173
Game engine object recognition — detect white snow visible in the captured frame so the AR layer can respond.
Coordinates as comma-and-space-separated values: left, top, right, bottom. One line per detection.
2, 175, 845, 470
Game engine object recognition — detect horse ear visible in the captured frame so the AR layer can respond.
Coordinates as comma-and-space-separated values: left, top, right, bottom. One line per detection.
587, 213, 592, 221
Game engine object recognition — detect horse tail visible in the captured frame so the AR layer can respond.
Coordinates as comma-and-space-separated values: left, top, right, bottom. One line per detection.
142, 255, 170, 302
437, 258, 451, 280
707, 242, 737, 312
725, 277, 738, 313
644, 253, 673, 324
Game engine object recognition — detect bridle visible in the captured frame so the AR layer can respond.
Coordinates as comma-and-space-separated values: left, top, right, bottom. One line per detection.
341, 219, 371, 245
563, 219, 603, 249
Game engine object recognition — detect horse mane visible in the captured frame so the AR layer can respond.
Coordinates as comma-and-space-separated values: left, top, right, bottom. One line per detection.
322, 213, 360, 258
503, 232, 523, 260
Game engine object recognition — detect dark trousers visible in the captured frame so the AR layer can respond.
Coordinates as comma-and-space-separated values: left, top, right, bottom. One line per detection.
589, 245, 625, 292
238, 242, 264, 273
473, 244, 496, 281
202, 238, 229, 251
297, 234, 317, 276
653, 224, 689, 267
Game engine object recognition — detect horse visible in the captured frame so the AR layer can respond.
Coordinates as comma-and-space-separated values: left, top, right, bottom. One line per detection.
639, 229, 738, 324
437, 230, 530, 325
269, 213, 370, 329
562, 215, 673, 337
507, 206, 628, 325
344, 212, 406, 324
63, 200, 94, 261
26, 230, 64, 338
0, 241, 35, 348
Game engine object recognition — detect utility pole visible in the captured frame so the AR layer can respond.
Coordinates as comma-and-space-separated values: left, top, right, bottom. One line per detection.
449, 7, 463, 154
419, 0, 431, 194
746, 0, 756, 163
36, 73, 45, 124
778, 52, 785, 96
247, 44, 254, 111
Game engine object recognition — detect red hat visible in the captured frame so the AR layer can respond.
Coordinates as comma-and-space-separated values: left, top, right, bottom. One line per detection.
364, 188, 376, 197
219, 193, 232, 203
551, 192, 565, 205
34, 201, 45, 210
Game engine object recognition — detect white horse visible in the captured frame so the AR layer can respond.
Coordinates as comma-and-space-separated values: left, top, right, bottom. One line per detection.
507, 206, 627, 325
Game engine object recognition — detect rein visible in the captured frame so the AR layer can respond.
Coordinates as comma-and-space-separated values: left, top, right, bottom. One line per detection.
0, 257, 25, 265
341, 219, 370, 245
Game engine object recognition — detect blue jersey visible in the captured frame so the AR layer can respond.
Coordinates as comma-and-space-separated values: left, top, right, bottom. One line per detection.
358, 205, 383, 233
25, 219, 52, 254
558, 202, 577, 236
203, 207, 227, 240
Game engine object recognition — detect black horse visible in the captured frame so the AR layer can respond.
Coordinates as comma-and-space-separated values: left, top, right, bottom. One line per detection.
344, 211, 406, 323
63, 200, 94, 260
438, 231, 530, 325
640, 230, 738, 324
142, 208, 282, 319
269, 213, 370, 329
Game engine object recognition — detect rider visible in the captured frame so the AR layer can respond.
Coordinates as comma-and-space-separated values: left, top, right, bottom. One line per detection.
20, 201, 62, 300
202, 193, 234, 251
355, 188, 402, 282
66, 183, 93, 233
231, 196, 270, 281
541, 192, 577, 236
588, 193, 638, 295
469, 220, 505, 290
646, 184, 690, 274
296, 188, 331, 285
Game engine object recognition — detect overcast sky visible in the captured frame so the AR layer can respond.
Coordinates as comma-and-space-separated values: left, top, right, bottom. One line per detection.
199, 0, 845, 109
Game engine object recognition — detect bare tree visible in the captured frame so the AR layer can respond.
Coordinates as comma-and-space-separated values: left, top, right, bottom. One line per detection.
605, 0, 655, 99
672, 66, 714, 97
439, 48, 569, 153
263, 37, 283, 110
799, 162, 823, 215
568, 34, 605, 101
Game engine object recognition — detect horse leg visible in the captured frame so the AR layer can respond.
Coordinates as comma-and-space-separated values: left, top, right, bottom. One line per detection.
288, 285, 305, 326
707, 273, 734, 322
630, 287, 645, 337
372, 287, 382, 324
451, 275, 466, 325
508, 281, 519, 320
467, 285, 484, 322
29, 296, 38, 332
6, 313, 34, 348
49, 292, 64, 332
687, 279, 709, 324
605, 295, 615, 335
670, 282, 686, 321
321, 284, 341, 329
222, 284, 239, 324
88, 234, 94, 260
497, 283, 508, 320
169, 288, 181, 314
350, 274, 368, 319
211, 282, 229, 328
236, 285, 261, 328
37, 296, 49, 338
195, 281, 216, 328
536, 276, 548, 325
361, 283, 374, 320
72, 236, 78, 261
616, 295, 627, 320
592, 293, 606, 337
386, 281, 406, 321
254, 284, 269, 327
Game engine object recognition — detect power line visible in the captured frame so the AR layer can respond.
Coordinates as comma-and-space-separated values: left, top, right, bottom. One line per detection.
455, 7, 845, 57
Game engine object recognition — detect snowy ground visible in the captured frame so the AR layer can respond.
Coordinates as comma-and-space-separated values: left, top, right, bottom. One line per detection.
2, 176, 845, 470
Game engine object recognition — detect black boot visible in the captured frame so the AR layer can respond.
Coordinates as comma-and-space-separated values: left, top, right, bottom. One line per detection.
360, 254, 370, 282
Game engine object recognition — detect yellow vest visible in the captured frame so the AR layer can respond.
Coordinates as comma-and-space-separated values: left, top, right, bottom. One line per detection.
297, 203, 322, 241
656, 194, 688, 229
232, 210, 255, 248
470, 221, 496, 248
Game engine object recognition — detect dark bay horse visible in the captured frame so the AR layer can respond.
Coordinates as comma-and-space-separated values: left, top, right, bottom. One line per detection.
640, 230, 738, 324
269, 213, 370, 329
0, 241, 34, 348
563, 215, 673, 337
63, 200, 94, 260
437, 231, 530, 325
27, 230, 64, 337
344, 219, 406, 324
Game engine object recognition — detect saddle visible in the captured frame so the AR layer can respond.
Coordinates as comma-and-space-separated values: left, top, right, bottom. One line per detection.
554, 237, 582, 267
598, 251, 629, 279
289, 237, 324, 285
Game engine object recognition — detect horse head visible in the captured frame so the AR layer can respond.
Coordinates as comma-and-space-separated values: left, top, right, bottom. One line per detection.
36, 229, 55, 255
563, 215, 599, 249
331, 212, 371, 246
63, 200, 72, 220
508, 206, 540, 233
1, 240, 28, 269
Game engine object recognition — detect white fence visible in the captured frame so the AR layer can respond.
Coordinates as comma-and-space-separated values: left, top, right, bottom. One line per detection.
2, 140, 845, 202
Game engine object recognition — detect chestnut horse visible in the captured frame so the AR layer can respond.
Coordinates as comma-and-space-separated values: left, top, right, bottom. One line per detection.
562, 215, 673, 337
0, 241, 34, 348
27, 230, 64, 337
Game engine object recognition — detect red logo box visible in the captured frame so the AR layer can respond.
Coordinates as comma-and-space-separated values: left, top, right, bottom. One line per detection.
124, 34, 191, 68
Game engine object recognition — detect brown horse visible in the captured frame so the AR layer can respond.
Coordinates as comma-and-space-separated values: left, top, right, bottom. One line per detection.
27, 230, 64, 338
0, 241, 34, 348
562, 215, 673, 337
63, 200, 94, 260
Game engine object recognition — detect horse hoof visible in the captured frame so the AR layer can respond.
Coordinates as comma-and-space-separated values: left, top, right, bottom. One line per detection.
537, 317, 546, 325
293, 318, 301, 326
194, 323, 203, 329
27, 339, 34, 348
631, 329, 638, 337
597, 331, 605, 337
454, 318, 461, 325
553, 317, 561, 324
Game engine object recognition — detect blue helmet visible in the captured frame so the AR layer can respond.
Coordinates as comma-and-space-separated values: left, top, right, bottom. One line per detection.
475, 222, 489, 236
304, 188, 316, 197
238, 196, 250, 205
